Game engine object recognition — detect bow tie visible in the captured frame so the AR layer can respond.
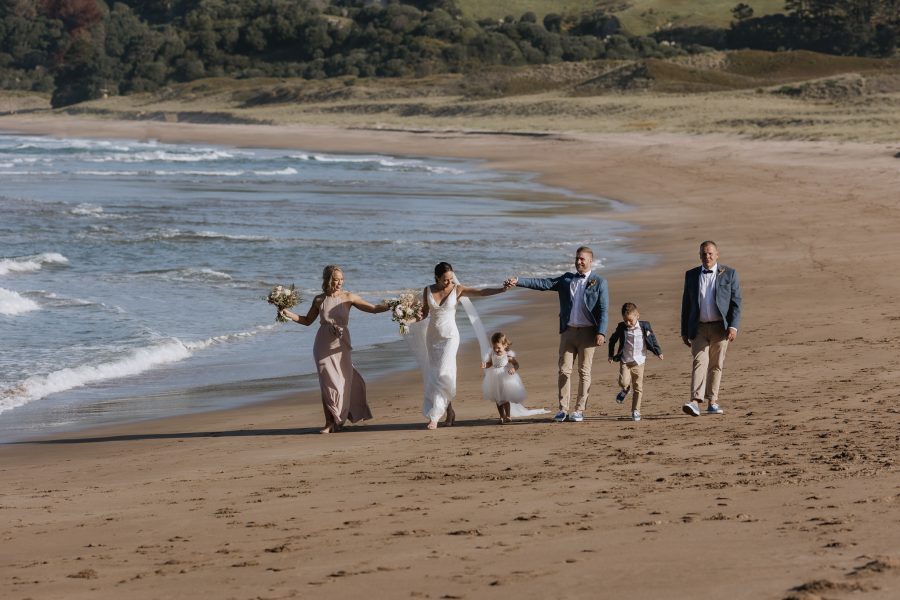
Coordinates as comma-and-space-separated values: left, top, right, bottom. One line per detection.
702, 269, 714, 274
574, 273, 586, 279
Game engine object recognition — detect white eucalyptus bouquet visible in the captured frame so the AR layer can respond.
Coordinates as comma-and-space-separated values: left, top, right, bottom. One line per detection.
383, 291, 423, 334
264, 283, 300, 322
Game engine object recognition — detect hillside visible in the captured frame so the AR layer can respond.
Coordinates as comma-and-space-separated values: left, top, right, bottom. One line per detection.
8, 50, 896, 144
456, 0, 787, 35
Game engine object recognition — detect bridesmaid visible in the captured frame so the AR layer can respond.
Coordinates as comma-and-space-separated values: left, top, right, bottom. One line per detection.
281, 265, 389, 433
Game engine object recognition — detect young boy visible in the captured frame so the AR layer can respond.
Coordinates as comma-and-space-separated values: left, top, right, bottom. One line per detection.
608, 302, 663, 421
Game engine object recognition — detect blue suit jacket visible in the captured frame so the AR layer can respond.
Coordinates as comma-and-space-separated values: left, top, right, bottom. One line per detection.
517, 273, 608, 338
681, 264, 742, 340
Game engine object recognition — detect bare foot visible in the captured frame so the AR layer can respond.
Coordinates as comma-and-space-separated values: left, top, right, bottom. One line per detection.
319, 425, 333, 434
426, 420, 438, 430
497, 418, 505, 425
502, 416, 512, 423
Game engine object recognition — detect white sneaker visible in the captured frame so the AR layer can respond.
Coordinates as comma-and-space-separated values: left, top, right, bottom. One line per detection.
631, 411, 641, 422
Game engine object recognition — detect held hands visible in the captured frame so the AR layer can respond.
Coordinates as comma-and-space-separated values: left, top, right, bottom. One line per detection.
503, 277, 518, 289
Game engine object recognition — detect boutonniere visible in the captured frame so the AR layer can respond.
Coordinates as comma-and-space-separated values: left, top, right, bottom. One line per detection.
587, 279, 597, 289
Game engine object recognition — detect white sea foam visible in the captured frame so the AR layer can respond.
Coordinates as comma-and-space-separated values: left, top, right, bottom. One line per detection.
143, 229, 270, 243
0, 253, 69, 276
151, 169, 245, 177
86, 149, 236, 163
74, 170, 142, 177
253, 167, 297, 176
0, 325, 275, 414
0, 287, 39, 315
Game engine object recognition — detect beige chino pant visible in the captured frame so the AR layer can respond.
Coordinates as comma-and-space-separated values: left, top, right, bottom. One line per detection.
690, 321, 729, 404
617, 360, 645, 412
558, 326, 597, 412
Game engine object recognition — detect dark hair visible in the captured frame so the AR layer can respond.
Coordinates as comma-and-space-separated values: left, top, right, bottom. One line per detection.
322, 264, 343, 293
434, 261, 454, 281
490, 331, 511, 348
622, 302, 639, 317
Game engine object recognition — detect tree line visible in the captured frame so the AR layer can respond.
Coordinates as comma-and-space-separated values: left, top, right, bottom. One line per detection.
0, 0, 897, 108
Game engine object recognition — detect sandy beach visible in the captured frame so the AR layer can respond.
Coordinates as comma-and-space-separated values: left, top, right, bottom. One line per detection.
1, 115, 899, 599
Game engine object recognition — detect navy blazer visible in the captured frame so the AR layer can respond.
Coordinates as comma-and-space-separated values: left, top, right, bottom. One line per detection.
517, 273, 608, 337
608, 320, 663, 361
680, 264, 742, 340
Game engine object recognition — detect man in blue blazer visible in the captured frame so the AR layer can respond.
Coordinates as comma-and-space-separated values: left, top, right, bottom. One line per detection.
506, 246, 608, 423
681, 241, 742, 417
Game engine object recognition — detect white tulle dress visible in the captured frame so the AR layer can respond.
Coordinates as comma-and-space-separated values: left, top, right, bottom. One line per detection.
482, 351, 528, 405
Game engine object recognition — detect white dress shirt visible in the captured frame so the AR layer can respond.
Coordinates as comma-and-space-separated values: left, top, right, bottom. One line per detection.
567, 271, 594, 327
622, 324, 646, 365
698, 263, 723, 323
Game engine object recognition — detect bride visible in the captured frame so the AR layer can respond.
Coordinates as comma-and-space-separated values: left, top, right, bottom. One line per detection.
411, 262, 508, 430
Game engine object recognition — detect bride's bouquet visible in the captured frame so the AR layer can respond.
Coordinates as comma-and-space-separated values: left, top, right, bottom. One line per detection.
264, 283, 300, 322
383, 291, 423, 334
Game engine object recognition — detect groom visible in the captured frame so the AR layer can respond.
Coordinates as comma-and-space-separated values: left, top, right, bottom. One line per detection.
505, 247, 608, 422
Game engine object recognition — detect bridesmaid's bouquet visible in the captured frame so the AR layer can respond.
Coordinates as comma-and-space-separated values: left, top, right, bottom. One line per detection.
383, 291, 423, 334
264, 283, 300, 322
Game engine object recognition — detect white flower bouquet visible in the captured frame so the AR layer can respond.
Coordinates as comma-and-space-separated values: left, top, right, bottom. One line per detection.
264, 283, 300, 322
383, 291, 423, 334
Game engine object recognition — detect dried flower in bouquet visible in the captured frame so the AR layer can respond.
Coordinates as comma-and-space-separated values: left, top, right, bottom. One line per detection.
383, 291, 424, 334
264, 283, 301, 322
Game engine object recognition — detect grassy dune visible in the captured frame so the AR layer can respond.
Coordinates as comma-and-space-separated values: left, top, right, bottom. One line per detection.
456, 0, 786, 35
5, 50, 899, 144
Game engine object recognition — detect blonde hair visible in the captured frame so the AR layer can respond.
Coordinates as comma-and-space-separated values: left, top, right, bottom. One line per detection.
321, 265, 343, 294
490, 331, 511, 349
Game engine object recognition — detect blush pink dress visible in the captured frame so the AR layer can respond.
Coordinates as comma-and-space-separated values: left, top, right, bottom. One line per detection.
313, 294, 372, 425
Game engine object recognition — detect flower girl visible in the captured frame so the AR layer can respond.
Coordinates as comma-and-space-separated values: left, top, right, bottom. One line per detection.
481, 332, 528, 424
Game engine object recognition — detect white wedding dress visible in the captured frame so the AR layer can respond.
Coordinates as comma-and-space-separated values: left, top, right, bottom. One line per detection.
407, 283, 547, 421
408, 286, 460, 422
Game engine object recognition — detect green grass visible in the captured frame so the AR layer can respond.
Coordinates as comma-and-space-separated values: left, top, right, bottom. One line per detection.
455, 0, 785, 35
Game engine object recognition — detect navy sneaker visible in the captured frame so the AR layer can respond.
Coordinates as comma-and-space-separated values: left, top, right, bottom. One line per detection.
615, 386, 630, 404
682, 402, 700, 417
707, 403, 724, 415
553, 410, 568, 422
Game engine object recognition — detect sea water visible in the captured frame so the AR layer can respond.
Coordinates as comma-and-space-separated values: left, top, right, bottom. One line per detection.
0, 132, 640, 440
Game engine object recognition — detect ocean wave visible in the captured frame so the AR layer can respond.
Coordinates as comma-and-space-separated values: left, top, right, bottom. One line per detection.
0, 253, 69, 276
0, 287, 40, 315
73, 170, 142, 177
151, 169, 245, 177
69, 203, 128, 219
253, 167, 298, 176
141, 229, 271, 243
0, 325, 276, 414
291, 152, 465, 175
137, 267, 234, 283
84, 149, 236, 163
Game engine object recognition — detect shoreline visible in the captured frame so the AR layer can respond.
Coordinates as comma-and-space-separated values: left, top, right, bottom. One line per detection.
2, 114, 899, 600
